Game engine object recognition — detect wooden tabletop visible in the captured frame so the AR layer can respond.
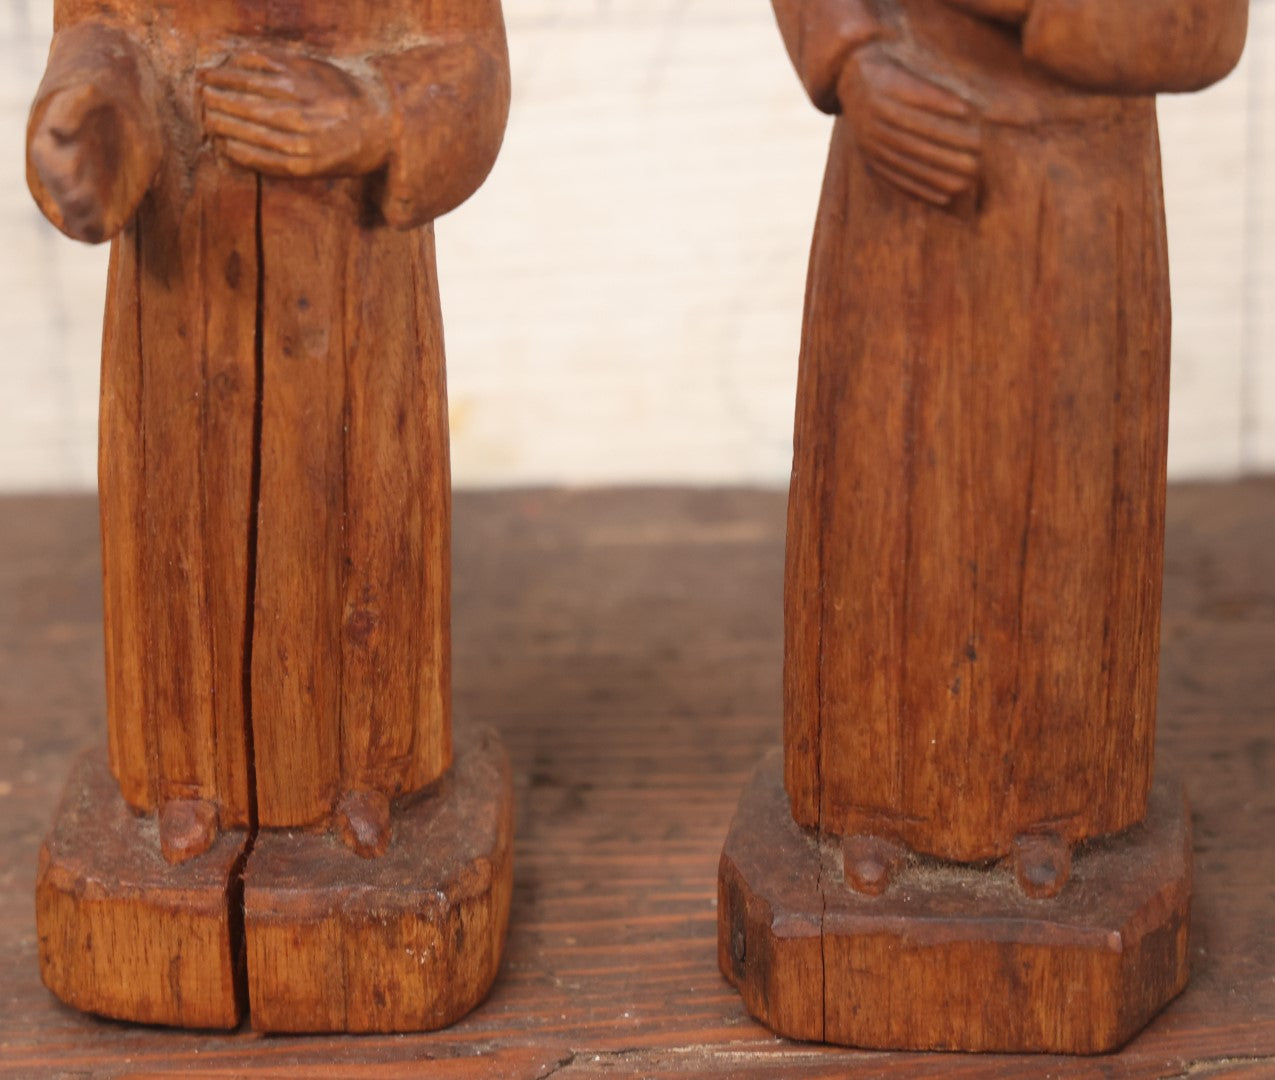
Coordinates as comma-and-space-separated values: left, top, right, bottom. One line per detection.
1, 483, 1272, 1079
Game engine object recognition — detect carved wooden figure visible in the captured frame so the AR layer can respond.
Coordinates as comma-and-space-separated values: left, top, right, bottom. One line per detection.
28, 0, 513, 1032
718, 0, 1248, 1054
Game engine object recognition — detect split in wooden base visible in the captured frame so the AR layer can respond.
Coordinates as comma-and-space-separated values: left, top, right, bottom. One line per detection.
36, 727, 512, 1033
718, 750, 1192, 1054
36, 749, 250, 1029
244, 727, 514, 1032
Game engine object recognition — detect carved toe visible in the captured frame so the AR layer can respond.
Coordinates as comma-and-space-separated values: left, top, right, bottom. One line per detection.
334, 789, 393, 859
1012, 832, 1073, 899
842, 834, 906, 896
158, 798, 220, 865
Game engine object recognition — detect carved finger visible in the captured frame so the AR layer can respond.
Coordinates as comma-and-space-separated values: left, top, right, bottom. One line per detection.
869, 159, 954, 207
880, 67, 973, 120
31, 138, 90, 200
203, 87, 313, 134
873, 96, 982, 154
206, 111, 314, 156
219, 48, 344, 93
42, 84, 105, 142
43, 170, 108, 241
216, 137, 319, 178
61, 184, 105, 226
870, 142, 976, 197
202, 66, 300, 103
871, 119, 980, 177
225, 49, 291, 74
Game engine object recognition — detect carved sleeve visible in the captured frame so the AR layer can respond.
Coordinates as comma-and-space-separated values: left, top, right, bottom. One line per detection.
371, 0, 511, 230
772, 0, 883, 113
1021, 0, 1248, 94
27, 21, 163, 241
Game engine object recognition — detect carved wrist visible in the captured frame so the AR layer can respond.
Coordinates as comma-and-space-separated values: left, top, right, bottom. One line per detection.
833, 37, 881, 114
356, 67, 394, 176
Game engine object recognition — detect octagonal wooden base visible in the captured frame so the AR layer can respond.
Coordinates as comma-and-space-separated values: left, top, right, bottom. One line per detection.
36, 749, 249, 1029
244, 726, 514, 1033
718, 750, 1192, 1054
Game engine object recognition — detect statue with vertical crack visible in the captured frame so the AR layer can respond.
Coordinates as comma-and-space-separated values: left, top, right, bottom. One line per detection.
28, 0, 512, 1032
717, 0, 1248, 1055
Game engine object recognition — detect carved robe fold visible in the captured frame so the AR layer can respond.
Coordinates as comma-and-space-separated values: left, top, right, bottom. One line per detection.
776, 0, 1246, 860
29, 0, 510, 829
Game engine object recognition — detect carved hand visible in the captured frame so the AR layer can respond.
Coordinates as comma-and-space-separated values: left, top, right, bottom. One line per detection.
28, 83, 127, 243
941, 0, 1033, 23
837, 45, 982, 210
202, 49, 392, 179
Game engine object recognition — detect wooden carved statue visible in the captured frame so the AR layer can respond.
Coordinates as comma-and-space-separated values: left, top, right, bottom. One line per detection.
29, 0, 513, 1032
719, 0, 1248, 1054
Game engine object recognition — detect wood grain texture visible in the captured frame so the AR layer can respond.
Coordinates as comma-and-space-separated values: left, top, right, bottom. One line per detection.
98, 222, 151, 814
720, 753, 1192, 1054
198, 168, 260, 832
0, 486, 1271, 1076
250, 176, 348, 829
35, 749, 249, 1030
776, 0, 1245, 864
24, 0, 513, 1030
245, 727, 512, 1034
760, 0, 1248, 1052
137, 159, 223, 828
27, 0, 510, 840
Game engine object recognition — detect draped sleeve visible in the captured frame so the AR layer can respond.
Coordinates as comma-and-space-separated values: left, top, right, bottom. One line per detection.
772, 0, 884, 113
1021, 0, 1248, 94
370, 0, 511, 230
27, 19, 163, 242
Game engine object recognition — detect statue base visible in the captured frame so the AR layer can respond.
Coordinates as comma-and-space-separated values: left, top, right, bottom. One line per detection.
718, 750, 1191, 1054
36, 727, 512, 1033
244, 726, 513, 1032
36, 749, 250, 1028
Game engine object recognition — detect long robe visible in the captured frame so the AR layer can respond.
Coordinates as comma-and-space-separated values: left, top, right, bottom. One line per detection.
29, 0, 510, 830
775, 0, 1246, 862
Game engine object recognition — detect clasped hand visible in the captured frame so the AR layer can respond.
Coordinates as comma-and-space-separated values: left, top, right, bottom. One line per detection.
838, 44, 983, 209
202, 48, 391, 179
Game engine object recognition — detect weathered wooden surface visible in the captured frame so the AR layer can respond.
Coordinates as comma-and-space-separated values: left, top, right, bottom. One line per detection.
25, 0, 514, 1030
35, 749, 249, 1030
245, 727, 513, 1034
746, 0, 1247, 1052
27, 0, 511, 845
0, 485, 1272, 1076
720, 757, 1192, 1053
776, 0, 1245, 866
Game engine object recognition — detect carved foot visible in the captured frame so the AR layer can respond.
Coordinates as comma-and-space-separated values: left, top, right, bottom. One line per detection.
1012, 831, 1073, 899
244, 728, 513, 1032
159, 798, 220, 865
842, 834, 906, 896
334, 789, 393, 859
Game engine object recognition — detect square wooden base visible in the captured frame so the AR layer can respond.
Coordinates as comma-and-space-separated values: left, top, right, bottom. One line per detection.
35, 728, 512, 1033
244, 727, 514, 1033
36, 750, 249, 1029
718, 750, 1192, 1054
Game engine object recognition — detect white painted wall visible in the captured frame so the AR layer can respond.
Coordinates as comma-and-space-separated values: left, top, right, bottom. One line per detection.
1247, 1, 1275, 471
1, 0, 1271, 491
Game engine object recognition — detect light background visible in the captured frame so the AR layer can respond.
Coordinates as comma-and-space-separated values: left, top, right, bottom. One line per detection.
1, 0, 1272, 492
